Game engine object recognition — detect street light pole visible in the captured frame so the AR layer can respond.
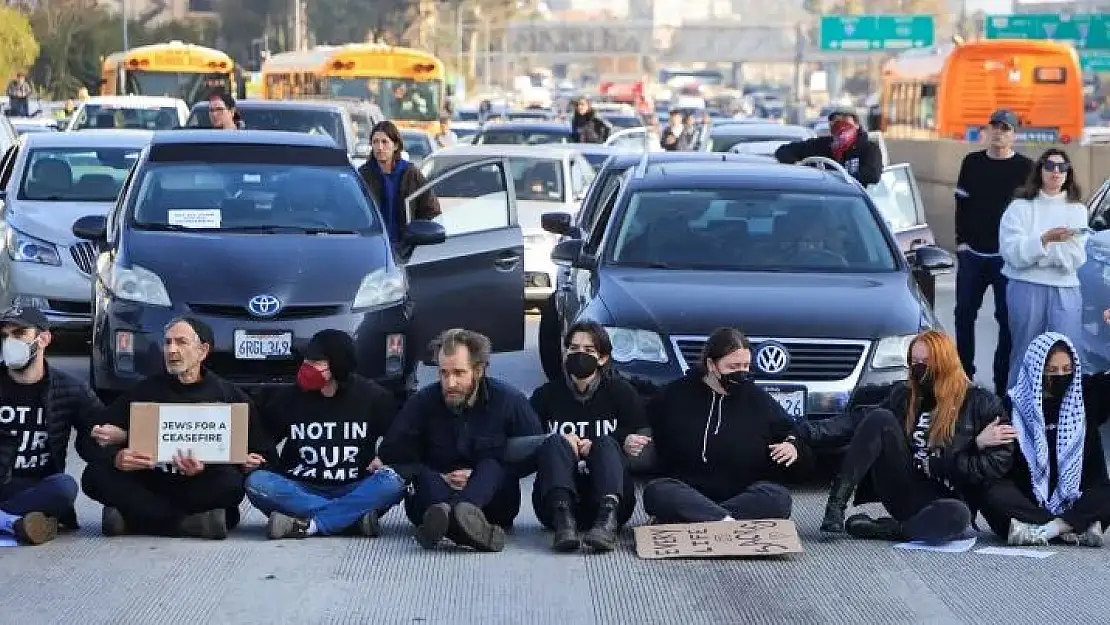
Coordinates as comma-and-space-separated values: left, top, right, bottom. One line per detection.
121, 0, 129, 51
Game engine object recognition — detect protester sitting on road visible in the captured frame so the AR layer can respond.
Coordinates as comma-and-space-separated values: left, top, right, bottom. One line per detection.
820, 330, 1012, 544
530, 321, 649, 553
999, 148, 1088, 390
975, 332, 1110, 547
640, 327, 808, 524
81, 317, 276, 540
357, 120, 441, 244
245, 330, 406, 540
774, 109, 882, 185
378, 328, 543, 552
0, 306, 104, 546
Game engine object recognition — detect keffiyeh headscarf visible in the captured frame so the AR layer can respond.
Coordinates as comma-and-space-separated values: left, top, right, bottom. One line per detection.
1008, 332, 1086, 516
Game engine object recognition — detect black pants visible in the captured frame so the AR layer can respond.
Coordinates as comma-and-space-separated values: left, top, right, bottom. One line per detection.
403, 459, 522, 529
837, 409, 971, 542
81, 462, 245, 536
532, 435, 636, 530
954, 249, 1010, 395
642, 477, 792, 524
978, 480, 1110, 538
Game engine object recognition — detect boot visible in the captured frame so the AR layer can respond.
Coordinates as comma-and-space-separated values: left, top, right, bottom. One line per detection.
101, 507, 127, 537
550, 500, 581, 552
583, 496, 620, 552
266, 512, 310, 540
13, 512, 57, 545
357, 511, 381, 538
180, 509, 228, 540
415, 503, 451, 550
451, 502, 506, 552
820, 477, 855, 534
845, 514, 904, 541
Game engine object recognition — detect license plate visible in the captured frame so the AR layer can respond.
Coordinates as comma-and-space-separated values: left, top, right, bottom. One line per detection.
233, 330, 292, 360
761, 385, 807, 420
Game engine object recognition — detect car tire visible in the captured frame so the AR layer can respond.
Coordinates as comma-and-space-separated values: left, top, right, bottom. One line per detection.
538, 295, 562, 381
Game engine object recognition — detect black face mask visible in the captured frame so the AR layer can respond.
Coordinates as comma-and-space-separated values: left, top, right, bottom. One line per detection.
1045, 373, 1073, 397
565, 352, 600, 380
720, 370, 752, 388
909, 362, 931, 387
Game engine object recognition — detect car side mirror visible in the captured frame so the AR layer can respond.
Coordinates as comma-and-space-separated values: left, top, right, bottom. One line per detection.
912, 245, 954, 275
550, 238, 584, 266
403, 219, 446, 246
72, 214, 107, 242
541, 211, 574, 236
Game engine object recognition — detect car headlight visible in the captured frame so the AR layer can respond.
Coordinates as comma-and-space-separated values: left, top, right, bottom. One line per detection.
353, 267, 407, 310
7, 229, 60, 266
108, 263, 171, 307
871, 334, 916, 370
604, 327, 668, 364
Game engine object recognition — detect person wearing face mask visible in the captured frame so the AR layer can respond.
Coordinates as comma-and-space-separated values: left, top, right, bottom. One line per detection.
774, 109, 882, 186
640, 327, 809, 524
81, 317, 276, 539
974, 333, 1110, 547
0, 306, 104, 545
820, 330, 1012, 544
529, 322, 647, 552
244, 330, 405, 540
378, 328, 543, 552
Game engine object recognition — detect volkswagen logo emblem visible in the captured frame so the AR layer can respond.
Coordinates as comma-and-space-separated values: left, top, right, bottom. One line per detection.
247, 295, 282, 318
755, 342, 790, 375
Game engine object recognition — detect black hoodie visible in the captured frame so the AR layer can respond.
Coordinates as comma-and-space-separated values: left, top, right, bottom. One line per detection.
773, 130, 882, 185
647, 371, 809, 502
529, 369, 647, 443
571, 110, 612, 144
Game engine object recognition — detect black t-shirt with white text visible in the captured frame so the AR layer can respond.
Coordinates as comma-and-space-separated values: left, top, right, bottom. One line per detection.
1, 375, 50, 479
529, 373, 647, 443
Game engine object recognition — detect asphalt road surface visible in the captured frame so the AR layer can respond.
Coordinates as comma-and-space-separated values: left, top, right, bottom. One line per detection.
4, 274, 1107, 625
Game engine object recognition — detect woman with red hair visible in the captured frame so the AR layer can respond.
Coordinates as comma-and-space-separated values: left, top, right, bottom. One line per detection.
820, 330, 1014, 543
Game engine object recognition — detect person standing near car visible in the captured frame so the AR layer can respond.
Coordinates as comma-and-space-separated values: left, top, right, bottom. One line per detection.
774, 109, 881, 185
570, 98, 612, 145
357, 120, 441, 243
953, 109, 1034, 398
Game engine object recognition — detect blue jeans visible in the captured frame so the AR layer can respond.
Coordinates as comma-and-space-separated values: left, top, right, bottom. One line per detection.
245, 468, 405, 535
954, 250, 1011, 393
0, 473, 79, 536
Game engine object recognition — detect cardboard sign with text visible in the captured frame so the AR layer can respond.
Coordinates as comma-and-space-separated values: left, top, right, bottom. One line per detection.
634, 519, 803, 560
129, 402, 249, 464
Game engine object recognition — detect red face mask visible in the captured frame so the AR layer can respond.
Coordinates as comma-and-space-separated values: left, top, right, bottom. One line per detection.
296, 363, 329, 392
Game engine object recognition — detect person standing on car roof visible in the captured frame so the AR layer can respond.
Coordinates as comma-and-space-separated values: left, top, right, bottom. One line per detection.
570, 98, 612, 144
530, 322, 648, 553
378, 329, 543, 553
245, 330, 407, 540
640, 327, 810, 524
357, 120, 441, 244
953, 109, 1033, 398
81, 317, 276, 540
0, 306, 104, 546
774, 108, 882, 185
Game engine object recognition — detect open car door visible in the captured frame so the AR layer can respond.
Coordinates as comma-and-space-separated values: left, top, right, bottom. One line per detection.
405, 158, 525, 362
867, 163, 938, 306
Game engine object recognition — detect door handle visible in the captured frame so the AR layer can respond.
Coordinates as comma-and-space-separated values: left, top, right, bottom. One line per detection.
494, 253, 521, 271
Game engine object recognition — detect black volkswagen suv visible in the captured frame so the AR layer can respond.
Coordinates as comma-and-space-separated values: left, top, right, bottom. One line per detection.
541, 157, 954, 421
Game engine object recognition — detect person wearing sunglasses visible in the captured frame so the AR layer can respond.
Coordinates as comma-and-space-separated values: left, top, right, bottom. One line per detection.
999, 149, 1089, 390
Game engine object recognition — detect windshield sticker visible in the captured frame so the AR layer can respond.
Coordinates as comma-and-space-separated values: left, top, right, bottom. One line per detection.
243, 174, 261, 183
167, 209, 222, 229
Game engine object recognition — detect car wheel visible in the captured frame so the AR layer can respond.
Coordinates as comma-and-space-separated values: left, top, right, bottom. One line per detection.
538, 295, 562, 381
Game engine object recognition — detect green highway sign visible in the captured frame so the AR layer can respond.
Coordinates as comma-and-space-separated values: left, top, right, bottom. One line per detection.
819, 15, 935, 52
1083, 51, 1110, 71
985, 14, 1110, 50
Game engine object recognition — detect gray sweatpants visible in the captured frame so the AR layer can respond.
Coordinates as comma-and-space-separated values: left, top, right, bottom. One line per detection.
1006, 278, 1083, 389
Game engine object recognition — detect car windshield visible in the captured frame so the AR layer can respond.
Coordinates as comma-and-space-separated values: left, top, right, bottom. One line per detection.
123, 70, 231, 107
402, 133, 433, 159
19, 147, 141, 201
350, 112, 371, 143
187, 107, 348, 151
423, 155, 564, 202
608, 189, 897, 272
475, 129, 569, 145
322, 77, 442, 122
710, 134, 806, 152
602, 115, 644, 130
73, 104, 179, 130
128, 163, 379, 234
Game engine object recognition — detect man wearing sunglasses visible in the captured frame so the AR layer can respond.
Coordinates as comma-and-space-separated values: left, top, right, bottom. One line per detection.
953, 109, 1035, 398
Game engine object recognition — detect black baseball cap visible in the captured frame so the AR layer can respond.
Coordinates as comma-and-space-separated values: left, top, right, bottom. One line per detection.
827, 108, 859, 122
0, 305, 50, 331
989, 109, 1019, 128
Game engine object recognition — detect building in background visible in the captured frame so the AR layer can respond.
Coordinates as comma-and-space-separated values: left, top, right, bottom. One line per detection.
94, 0, 217, 26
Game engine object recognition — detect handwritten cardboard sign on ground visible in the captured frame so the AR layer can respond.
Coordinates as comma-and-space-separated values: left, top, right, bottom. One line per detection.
129, 402, 249, 464
634, 519, 803, 559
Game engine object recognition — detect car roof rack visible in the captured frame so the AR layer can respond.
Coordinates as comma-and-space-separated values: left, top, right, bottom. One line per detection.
797, 156, 859, 187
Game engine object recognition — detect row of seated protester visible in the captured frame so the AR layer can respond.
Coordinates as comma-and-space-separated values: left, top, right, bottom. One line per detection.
1, 306, 1107, 551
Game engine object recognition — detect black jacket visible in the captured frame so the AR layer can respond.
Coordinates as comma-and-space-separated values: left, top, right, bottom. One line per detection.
379, 377, 543, 479
647, 372, 810, 502
774, 131, 883, 185
571, 111, 612, 144
0, 364, 104, 485
529, 371, 646, 443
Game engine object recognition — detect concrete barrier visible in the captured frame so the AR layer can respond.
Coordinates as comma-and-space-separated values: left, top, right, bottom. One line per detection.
887, 139, 1110, 251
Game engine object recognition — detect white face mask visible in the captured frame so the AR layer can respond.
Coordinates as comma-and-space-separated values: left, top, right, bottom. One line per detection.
2, 337, 36, 370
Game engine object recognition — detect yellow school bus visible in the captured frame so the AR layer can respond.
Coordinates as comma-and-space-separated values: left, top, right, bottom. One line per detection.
261, 43, 446, 133
101, 41, 241, 107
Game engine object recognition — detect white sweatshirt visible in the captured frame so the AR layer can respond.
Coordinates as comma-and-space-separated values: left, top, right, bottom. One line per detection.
999, 191, 1088, 287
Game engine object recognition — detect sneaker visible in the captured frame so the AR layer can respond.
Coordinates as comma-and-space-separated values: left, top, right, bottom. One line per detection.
1076, 522, 1105, 548
415, 503, 450, 549
101, 507, 126, 537
357, 511, 380, 538
451, 502, 505, 553
178, 509, 228, 540
13, 512, 58, 545
265, 512, 309, 540
1007, 519, 1049, 546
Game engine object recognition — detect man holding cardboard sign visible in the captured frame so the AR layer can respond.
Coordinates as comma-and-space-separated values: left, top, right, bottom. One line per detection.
0, 306, 105, 545
245, 330, 407, 539
82, 317, 276, 539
